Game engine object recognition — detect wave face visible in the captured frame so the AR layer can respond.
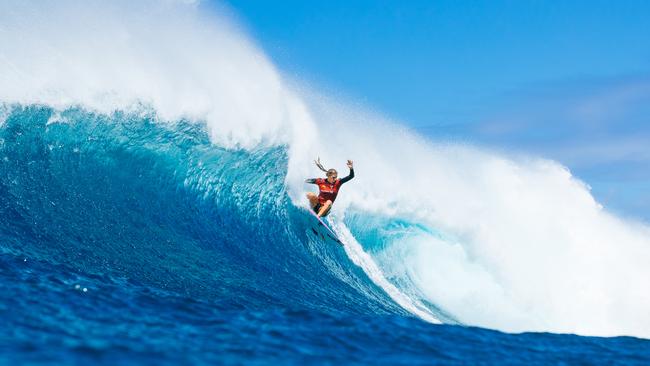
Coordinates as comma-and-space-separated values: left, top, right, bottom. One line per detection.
0, 105, 413, 318
3, 105, 649, 365
2, 1, 650, 362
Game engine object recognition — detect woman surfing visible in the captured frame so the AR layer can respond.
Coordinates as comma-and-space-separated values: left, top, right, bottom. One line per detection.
305, 158, 355, 217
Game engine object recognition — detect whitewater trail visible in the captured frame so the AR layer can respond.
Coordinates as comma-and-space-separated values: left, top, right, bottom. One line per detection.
329, 214, 441, 324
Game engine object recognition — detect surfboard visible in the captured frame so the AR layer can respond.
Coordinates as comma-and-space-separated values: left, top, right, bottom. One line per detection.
308, 210, 343, 246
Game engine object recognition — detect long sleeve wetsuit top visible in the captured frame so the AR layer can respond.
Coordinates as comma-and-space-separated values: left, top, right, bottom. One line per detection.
306, 168, 354, 204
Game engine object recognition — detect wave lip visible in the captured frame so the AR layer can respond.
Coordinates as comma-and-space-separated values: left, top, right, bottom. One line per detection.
0, 0, 307, 149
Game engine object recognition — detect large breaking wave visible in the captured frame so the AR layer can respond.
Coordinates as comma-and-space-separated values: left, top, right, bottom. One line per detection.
1, 0, 649, 338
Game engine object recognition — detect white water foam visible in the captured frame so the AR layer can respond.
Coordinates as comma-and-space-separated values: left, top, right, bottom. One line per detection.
2, 0, 650, 338
289, 94, 650, 338
0, 0, 311, 149
329, 215, 441, 324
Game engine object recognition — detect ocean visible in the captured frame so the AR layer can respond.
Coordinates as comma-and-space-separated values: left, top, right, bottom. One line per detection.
1, 1, 649, 364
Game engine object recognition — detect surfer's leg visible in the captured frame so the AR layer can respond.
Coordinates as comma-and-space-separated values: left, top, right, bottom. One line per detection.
306, 192, 319, 209
317, 200, 332, 217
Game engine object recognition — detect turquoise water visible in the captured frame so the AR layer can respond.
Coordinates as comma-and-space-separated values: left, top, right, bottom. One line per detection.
1, 105, 649, 364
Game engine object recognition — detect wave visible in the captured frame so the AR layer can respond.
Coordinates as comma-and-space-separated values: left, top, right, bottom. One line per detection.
1, 0, 650, 338
0, 105, 426, 319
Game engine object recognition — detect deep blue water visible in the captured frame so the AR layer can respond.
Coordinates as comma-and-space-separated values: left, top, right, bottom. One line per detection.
1, 105, 649, 365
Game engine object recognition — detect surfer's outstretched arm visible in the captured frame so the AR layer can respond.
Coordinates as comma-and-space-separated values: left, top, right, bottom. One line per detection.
340, 160, 354, 184
305, 178, 319, 184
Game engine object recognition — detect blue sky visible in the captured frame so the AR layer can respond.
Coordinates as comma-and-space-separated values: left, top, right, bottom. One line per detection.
221, 0, 650, 220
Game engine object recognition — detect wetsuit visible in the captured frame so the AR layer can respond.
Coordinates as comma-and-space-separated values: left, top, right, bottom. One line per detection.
306, 168, 355, 214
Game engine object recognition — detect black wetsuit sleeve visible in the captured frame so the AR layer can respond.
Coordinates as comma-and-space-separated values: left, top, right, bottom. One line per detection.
305, 178, 318, 184
340, 168, 355, 184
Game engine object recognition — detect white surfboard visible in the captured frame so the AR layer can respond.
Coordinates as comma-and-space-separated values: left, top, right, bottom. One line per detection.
308, 210, 343, 246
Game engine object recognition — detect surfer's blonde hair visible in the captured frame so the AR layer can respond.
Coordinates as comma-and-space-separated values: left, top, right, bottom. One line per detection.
314, 157, 337, 176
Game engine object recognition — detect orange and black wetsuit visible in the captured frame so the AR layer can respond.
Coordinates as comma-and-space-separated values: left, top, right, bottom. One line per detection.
306, 168, 355, 214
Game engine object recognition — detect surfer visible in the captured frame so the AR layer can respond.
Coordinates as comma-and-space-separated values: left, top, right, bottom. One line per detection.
305, 158, 354, 217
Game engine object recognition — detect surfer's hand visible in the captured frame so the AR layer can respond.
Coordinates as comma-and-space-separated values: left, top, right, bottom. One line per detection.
347, 160, 353, 169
